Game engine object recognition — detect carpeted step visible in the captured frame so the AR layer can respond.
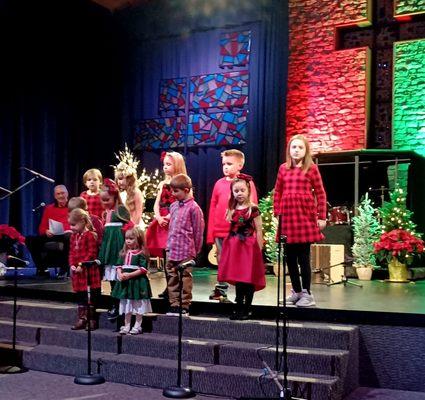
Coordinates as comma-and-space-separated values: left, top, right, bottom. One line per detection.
138, 314, 358, 351
0, 300, 358, 350
23, 344, 341, 400
0, 318, 349, 378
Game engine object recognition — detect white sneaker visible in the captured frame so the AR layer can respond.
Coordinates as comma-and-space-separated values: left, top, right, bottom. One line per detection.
285, 289, 301, 305
296, 290, 316, 307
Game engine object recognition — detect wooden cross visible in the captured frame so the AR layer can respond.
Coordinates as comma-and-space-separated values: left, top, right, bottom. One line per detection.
335, 0, 425, 148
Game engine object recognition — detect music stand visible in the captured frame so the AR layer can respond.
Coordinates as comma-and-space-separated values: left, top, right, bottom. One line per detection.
163, 260, 196, 399
0, 257, 28, 374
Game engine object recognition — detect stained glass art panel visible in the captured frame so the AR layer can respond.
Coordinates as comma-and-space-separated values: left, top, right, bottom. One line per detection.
187, 110, 248, 146
219, 30, 251, 68
190, 70, 249, 111
159, 78, 187, 115
134, 117, 186, 150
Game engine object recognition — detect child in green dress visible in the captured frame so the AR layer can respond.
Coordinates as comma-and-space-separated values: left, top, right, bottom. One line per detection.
112, 225, 152, 335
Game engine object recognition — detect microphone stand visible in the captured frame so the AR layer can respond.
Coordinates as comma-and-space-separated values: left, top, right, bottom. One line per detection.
74, 262, 105, 385
276, 215, 292, 399
0, 176, 39, 201
163, 261, 196, 399
0, 257, 28, 374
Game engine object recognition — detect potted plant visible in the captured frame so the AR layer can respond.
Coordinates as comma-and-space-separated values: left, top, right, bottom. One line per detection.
374, 229, 424, 282
351, 194, 381, 280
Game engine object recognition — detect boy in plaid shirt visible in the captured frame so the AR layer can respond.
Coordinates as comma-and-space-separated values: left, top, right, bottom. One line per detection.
166, 174, 204, 316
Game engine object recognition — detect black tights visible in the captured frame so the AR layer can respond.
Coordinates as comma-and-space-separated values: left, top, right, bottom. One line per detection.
235, 282, 255, 307
75, 288, 101, 307
286, 243, 311, 293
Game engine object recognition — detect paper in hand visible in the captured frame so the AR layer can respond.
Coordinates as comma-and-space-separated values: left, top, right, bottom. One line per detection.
48, 219, 64, 235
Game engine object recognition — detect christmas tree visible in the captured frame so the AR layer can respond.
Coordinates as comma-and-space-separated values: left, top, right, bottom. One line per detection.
352, 194, 381, 268
379, 187, 418, 236
258, 191, 278, 263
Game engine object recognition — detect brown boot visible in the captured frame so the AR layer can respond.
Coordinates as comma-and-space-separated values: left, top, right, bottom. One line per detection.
85, 305, 98, 331
71, 306, 87, 330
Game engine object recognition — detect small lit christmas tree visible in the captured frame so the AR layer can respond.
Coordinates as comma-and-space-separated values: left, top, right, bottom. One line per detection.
352, 194, 381, 268
379, 187, 418, 236
258, 191, 278, 263
138, 168, 163, 226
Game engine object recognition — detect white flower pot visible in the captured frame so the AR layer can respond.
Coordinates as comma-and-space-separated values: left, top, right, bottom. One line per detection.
356, 267, 373, 281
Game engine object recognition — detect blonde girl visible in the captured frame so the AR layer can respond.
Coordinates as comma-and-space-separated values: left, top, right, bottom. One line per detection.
68, 208, 100, 330
111, 226, 152, 335
146, 151, 187, 257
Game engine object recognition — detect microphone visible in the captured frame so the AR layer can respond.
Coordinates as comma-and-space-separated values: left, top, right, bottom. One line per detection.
32, 202, 46, 212
79, 259, 101, 267
0, 186, 11, 194
7, 255, 30, 265
178, 259, 196, 269
20, 167, 55, 184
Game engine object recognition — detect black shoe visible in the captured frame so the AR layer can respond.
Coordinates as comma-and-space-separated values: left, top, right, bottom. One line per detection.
107, 308, 119, 321
166, 306, 179, 316
240, 307, 252, 320
209, 288, 227, 301
216, 282, 229, 290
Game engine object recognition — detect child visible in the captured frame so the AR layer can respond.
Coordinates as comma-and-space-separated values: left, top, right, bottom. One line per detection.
68, 197, 104, 246
166, 174, 204, 316
218, 174, 265, 320
68, 208, 100, 330
273, 134, 327, 307
207, 149, 258, 301
146, 151, 187, 258
80, 168, 103, 219
111, 225, 152, 335
98, 178, 130, 320
114, 147, 144, 225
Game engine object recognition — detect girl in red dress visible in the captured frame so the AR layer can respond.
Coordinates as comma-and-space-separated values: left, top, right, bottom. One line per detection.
218, 174, 265, 320
68, 208, 100, 330
146, 152, 187, 258
273, 134, 327, 307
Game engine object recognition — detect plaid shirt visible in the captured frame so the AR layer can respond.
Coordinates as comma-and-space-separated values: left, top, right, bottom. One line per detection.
273, 163, 326, 244
80, 191, 104, 219
167, 198, 204, 262
69, 230, 100, 291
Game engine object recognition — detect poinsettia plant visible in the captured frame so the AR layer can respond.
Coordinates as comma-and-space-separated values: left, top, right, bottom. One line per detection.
0, 225, 25, 253
374, 229, 424, 265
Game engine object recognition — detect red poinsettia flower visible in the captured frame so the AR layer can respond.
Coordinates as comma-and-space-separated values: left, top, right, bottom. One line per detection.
0, 225, 25, 244
374, 229, 424, 265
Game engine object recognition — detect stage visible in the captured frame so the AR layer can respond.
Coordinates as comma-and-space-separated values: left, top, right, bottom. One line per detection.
1, 267, 425, 327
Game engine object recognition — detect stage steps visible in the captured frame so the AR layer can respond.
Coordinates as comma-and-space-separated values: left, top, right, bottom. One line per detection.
0, 299, 359, 400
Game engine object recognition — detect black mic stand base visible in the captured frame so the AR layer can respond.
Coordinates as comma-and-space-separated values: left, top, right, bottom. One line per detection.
163, 386, 196, 398
74, 374, 105, 385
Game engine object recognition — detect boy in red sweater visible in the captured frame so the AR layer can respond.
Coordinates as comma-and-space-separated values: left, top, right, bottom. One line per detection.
207, 150, 257, 301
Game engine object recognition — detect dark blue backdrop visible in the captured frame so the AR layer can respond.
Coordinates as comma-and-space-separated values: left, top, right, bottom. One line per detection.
0, 0, 288, 236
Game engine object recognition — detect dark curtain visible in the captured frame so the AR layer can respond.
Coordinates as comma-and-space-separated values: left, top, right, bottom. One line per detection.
118, 0, 288, 214
0, 0, 127, 234
0, 0, 288, 236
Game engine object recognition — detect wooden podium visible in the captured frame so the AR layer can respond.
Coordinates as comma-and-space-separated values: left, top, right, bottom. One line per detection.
310, 244, 345, 284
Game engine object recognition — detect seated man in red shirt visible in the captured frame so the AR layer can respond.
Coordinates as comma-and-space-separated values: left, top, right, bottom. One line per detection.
26, 185, 71, 276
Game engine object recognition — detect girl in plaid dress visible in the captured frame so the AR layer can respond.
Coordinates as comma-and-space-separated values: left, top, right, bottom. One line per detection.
68, 208, 100, 330
112, 226, 152, 335
273, 135, 327, 307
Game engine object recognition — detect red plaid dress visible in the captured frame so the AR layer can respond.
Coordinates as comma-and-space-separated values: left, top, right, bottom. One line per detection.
69, 230, 100, 292
80, 191, 103, 219
273, 163, 327, 244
